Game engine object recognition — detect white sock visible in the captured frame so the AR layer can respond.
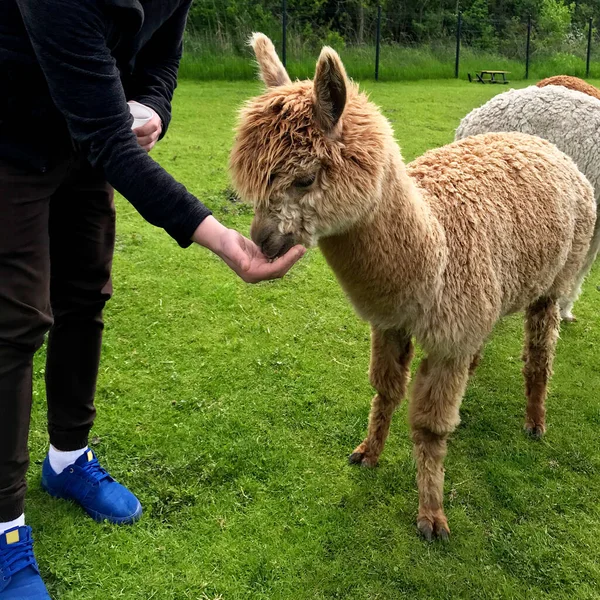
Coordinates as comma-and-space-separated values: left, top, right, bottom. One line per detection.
0, 514, 25, 534
48, 444, 89, 474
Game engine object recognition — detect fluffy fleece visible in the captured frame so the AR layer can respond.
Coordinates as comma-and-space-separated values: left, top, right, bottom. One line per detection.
230, 34, 596, 540
456, 84, 600, 320
537, 75, 600, 101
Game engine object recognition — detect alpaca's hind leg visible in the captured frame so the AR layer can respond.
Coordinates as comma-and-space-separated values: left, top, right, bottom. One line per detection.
469, 345, 484, 376
523, 297, 560, 438
349, 327, 413, 467
409, 355, 470, 541
559, 216, 600, 322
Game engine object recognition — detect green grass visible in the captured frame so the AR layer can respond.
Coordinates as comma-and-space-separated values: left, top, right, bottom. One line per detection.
27, 79, 600, 599
179, 43, 600, 81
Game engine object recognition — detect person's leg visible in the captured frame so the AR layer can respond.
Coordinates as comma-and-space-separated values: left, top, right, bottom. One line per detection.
40, 157, 142, 525
0, 160, 65, 599
45, 157, 115, 456
0, 160, 64, 526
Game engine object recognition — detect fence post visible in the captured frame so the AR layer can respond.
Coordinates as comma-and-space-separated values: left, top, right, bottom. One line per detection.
282, 0, 287, 68
454, 11, 462, 79
375, 5, 382, 81
525, 15, 531, 79
587, 17, 593, 78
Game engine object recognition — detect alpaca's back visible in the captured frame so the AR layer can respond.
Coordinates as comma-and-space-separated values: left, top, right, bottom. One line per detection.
455, 85, 600, 203
456, 85, 600, 320
407, 132, 595, 338
537, 75, 600, 101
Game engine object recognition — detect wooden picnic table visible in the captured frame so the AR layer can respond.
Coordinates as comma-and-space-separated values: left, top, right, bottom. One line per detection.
469, 70, 510, 84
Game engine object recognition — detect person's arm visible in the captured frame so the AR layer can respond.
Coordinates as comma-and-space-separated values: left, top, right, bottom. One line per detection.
192, 217, 306, 284
17, 0, 206, 248
16, 0, 305, 281
125, 0, 192, 141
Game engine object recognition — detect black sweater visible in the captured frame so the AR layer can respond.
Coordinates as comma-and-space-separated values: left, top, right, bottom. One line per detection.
0, 0, 211, 247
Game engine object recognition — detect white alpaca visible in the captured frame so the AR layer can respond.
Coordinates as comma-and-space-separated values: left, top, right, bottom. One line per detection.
456, 84, 600, 321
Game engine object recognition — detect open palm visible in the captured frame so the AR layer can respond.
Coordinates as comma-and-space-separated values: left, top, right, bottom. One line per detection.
218, 229, 305, 283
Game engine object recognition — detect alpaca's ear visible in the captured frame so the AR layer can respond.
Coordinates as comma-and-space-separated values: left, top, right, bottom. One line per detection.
313, 47, 347, 132
249, 32, 291, 88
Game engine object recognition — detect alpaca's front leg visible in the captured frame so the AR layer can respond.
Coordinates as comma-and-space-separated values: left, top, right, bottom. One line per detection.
349, 327, 413, 467
409, 355, 470, 541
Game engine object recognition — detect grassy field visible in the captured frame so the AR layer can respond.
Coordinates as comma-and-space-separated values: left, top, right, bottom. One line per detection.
27, 79, 600, 599
179, 43, 600, 82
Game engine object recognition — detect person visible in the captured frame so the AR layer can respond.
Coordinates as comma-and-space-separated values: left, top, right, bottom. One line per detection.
0, 1, 305, 597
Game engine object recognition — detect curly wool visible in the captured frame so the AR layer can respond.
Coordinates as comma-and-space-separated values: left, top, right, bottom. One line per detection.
456, 85, 600, 204
455, 84, 600, 318
231, 35, 597, 539
318, 132, 595, 355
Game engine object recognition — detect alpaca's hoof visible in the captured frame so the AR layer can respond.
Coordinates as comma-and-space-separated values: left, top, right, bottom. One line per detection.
560, 312, 577, 323
417, 514, 450, 542
524, 423, 546, 439
348, 440, 379, 467
348, 451, 378, 468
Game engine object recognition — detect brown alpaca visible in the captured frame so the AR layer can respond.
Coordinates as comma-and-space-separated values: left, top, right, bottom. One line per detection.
537, 75, 600, 101
230, 34, 596, 540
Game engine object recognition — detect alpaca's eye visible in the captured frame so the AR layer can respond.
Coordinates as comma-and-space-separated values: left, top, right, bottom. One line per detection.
293, 174, 316, 189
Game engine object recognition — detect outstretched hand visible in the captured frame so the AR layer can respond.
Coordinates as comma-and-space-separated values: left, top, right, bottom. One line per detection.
218, 228, 306, 283
192, 216, 306, 283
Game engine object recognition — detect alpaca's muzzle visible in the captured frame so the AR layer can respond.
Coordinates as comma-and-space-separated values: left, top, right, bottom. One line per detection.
250, 218, 296, 260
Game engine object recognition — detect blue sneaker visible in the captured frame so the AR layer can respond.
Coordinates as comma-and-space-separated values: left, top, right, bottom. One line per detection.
0, 526, 50, 599
41, 450, 142, 525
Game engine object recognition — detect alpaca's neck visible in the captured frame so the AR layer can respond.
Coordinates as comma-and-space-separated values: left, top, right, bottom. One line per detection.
318, 149, 445, 328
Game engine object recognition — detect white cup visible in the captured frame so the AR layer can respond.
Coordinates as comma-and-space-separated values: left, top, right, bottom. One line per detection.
128, 101, 153, 130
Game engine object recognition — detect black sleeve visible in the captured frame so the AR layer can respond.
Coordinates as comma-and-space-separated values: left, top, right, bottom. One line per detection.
16, 0, 211, 248
126, 0, 192, 138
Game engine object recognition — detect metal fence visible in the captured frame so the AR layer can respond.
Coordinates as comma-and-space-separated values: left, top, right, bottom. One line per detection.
455, 12, 596, 81
182, 3, 600, 81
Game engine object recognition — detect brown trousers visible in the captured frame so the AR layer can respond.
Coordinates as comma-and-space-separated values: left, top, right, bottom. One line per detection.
0, 156, 115, 521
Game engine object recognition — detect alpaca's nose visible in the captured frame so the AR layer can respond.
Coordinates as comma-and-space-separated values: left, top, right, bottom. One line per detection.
251, 218, 296, 259
250, 218, 274, 250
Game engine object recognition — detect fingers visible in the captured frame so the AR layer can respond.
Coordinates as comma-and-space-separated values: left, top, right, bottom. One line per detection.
133, 115, 162, 152
221, 234, 252, 273
133, 128, 160, 146
133, 120, 158, 136
263, 245, 306, 279
136, 132, 157, 144
139, 138, 158, 152
213, 228, 305, 283
245, 245, 306, 283
135, 132, 159, 152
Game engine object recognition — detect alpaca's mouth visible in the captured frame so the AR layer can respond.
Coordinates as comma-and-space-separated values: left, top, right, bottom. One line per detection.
251, 219, 297, 260
262, 233, 296, 260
